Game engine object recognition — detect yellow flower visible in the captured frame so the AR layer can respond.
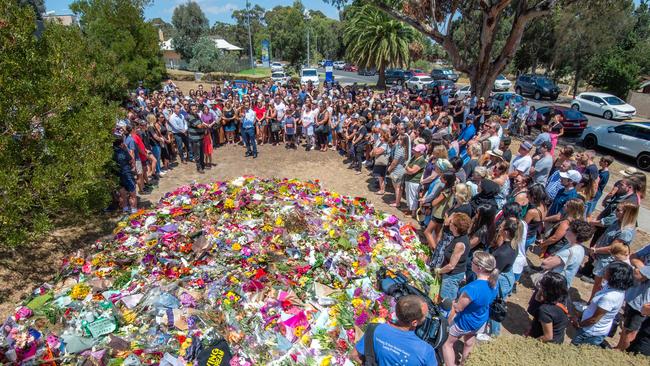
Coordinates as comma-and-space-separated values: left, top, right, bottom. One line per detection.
320, 355, 332, 366
293, 325, 306, 337
351, 298, 363, 309
146, 239, 157, 248
314, 196, 324, 206
70, 283, 90, 300
262, 224, 273, 232
224, 199, 235, 209
352, 261, 359, 268
328, 229, 336, 238
301, 334, 310, 345
232, 243, 242, 251
122, 309, 136, 324
275, 217, 284, 227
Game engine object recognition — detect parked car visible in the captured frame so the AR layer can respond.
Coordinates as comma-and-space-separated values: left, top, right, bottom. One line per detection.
571, 92, 636, 120
271, 71, 290, 86
270, 62, 283, 72
385, 69, 408, 84
581, 122, 650, 170
514, 74, 560, 100
300, 68, 320, 86
333, 61, 346, 70
408, 69, 427, 76
358, 68, 377, 76
430, 68, 459, 82
427, 80, 457, 96
493, 74, 512, 91
491, 92, 524, 114
406, 75, 434, 91
454, 85, 472, 99
534, 106, 588, 134
343, 64, 358, 72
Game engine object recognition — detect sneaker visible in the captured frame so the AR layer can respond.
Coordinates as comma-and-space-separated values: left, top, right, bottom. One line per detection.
362, 160, 367, 165
159, 171, 167, 176
477, 333, 492, 342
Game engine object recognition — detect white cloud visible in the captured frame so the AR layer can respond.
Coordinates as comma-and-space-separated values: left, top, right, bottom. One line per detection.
202, 2, 239, 15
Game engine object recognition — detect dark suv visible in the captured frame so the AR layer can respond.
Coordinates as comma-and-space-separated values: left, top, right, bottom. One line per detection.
430, 68, 459, 82
514, 74, 560, 100
385, 69, 407, 84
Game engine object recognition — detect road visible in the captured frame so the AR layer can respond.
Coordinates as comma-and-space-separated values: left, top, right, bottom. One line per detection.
327, 68, 379, 85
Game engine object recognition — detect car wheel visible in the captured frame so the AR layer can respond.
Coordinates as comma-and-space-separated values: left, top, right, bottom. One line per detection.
638, 152, 650, 171
515, 87, 522, 95
571, 104, 580, 111
534, 90, 542, 100
583, 134, 598, 149
603, 110, 613, 120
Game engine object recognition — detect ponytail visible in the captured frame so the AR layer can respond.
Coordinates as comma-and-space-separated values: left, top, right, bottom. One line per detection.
488, 268, 500, 289
511, 219, 524, 251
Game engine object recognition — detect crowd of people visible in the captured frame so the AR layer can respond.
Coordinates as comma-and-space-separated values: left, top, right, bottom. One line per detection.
111, 77, 649, 364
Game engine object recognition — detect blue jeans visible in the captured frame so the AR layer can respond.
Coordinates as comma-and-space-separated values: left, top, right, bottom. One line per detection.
242, 127, 257, 155
571, 328, 606, 346
151, 145, 161, 175
489, 270, 514, 336
173, 133, 192, 161
586, 190, 603, 216
440, 272, 465, 302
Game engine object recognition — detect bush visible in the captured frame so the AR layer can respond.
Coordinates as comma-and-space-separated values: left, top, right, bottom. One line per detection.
0, 0, 118, 246
466, 335, 648, 366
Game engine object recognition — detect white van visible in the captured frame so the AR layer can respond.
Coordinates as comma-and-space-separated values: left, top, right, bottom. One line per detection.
300, 68, 319, 86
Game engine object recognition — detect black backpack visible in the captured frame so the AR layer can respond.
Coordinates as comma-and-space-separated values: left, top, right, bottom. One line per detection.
375, 267, 448, 350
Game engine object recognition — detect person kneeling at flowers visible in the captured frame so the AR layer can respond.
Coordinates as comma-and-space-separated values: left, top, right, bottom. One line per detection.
352, 295, 437, 366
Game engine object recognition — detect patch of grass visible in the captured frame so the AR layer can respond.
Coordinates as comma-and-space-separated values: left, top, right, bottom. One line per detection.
466, 335, 647, 366
237, 68, 271, 77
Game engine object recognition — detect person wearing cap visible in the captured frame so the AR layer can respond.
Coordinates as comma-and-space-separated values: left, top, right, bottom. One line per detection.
508, 141, 533, 178
404, 144, 428, 217
547, 169, 581, 218
530, 141, 554, 185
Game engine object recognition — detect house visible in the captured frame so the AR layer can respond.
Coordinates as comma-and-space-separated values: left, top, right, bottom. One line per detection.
43, 14, 78, 26
160, 35, 243, 70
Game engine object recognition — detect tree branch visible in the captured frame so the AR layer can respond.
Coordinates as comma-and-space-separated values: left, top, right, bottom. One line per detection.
372, 1, 444, 43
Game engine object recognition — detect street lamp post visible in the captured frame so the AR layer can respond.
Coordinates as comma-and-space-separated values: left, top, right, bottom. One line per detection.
304, 10, 311, 67
246, 0, 254, 69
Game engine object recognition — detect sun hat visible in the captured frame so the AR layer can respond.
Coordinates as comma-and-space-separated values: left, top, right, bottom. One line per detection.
487, 149, 504, 159
620, 167, 639, 177
559, 169, 582, 183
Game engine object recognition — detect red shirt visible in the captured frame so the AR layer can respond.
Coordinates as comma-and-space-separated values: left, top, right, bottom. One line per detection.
254, 106, 266, 120
132, 133, 147, 162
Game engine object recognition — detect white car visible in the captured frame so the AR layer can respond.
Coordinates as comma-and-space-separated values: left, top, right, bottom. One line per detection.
581, 122, 650, 170
300, 68, 319, 86
333, 61, 346, 70
405, 76, 434, 90
271, 71, 290, 86
270, 62, 283, 72
571, 92, 636, 120
455, 85, 472, 99
493, 74, 511, 91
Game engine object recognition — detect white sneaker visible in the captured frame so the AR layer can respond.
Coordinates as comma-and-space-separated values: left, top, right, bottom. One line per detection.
362, 160, 367, 165
476, 333, 492, 342
159, 171, 167, 176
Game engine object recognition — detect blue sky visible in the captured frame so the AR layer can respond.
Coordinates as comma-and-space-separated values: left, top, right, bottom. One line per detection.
44, 0, 342, 24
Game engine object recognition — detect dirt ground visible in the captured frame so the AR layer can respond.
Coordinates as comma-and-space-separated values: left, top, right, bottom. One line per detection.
1, 141, 648, 348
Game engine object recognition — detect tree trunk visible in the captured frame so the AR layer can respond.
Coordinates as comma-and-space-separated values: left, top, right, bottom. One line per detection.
377, 65, 386, 89
572, 62, 582, 98
470, 67, 500, 99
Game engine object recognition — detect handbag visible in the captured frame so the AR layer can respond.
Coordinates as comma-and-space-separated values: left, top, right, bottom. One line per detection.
489, 284, 507, 322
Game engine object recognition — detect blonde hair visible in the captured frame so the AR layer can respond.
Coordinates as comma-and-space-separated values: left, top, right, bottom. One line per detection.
432, 145, 448, 160
565, 198, 585, 220
609, 242, 630, 258
472, 251, 499, 288
454, 183, 471, 204
469, 143, 482, 158
146, 113, 156, 126
618, 202, 639, 228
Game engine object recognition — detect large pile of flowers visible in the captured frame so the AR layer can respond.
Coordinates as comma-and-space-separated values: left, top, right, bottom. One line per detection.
1, 177, 433, 365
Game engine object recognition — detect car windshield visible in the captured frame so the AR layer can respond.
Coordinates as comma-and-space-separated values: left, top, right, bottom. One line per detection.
272, 73, 285, 78
497, 75, 507, 80
536, 78, 553, 86
420, 77, 433, 82
563, 110, 583, 119
442, 70, 453, 74
603, 96, 625, 105
302, 70, 317, 77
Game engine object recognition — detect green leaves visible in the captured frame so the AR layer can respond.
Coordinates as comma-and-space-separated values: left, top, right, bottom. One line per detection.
172, 1, 210, 61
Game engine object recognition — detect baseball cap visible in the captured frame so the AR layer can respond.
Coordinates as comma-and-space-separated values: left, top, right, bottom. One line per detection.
559, 169, 582, 183
352, 113, 359, 119
436, 158, 453, 172
414, 137, 426, 145
520, 141, 533, 151
413, 144, 427, 154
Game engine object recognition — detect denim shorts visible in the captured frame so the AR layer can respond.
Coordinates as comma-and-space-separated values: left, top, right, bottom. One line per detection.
440, 272, 466, 302
119, 172, 136, 193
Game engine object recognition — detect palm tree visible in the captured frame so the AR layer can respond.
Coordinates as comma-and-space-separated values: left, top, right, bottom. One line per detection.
343, 4, 415, 88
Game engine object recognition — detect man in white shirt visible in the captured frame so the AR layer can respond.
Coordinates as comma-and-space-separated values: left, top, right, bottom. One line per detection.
508, 140, 533, 178
274, 95, 286, 121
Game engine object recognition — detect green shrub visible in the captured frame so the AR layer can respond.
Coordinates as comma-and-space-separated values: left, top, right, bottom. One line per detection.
466, 335, 648, 366
0, 0, 118, 246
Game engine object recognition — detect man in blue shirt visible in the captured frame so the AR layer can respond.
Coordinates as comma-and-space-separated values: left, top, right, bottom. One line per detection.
168, 104, 192, 162
241, 101, 258, 158
352, 295, 437, 366
547, 169, 581, 218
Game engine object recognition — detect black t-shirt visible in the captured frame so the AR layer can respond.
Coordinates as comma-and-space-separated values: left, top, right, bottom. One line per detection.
355, 125, 368, 148
529, 303, 569, 344
444, 235, 470, 275
490, 242, 516, 273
